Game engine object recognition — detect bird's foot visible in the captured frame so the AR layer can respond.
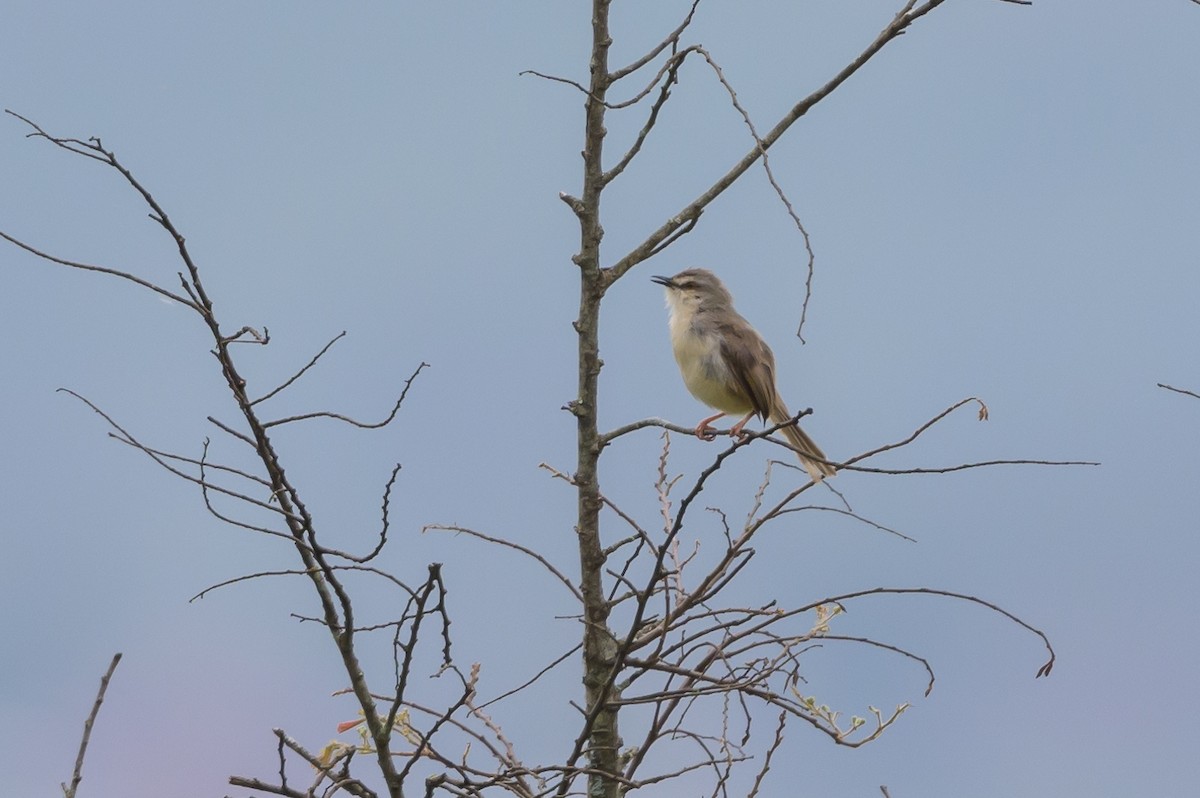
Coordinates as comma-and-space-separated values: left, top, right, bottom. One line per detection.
729, 420, 751, 440
694, 412, 727, 441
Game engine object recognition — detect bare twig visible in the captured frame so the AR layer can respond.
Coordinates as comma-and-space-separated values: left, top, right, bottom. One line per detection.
519, 69, 594, 98
206, 414, 259, 448
1158, 382, 1200, 400
110, 434, 271, 488
817, 635, 936, 697
225, 775, 308, 798
746, 711, 786, 798
0, 230, 200, 310
772, 505, 917, 542
692, 46, 818, 341
609, 0, 702, 81
197, 471, 303, 544
424, 524, 583, 603
359, 463, 402, 564
835, 458, 1098, 475
395, 662, 475, 784
253, 331, 347, 405
806, 586, 1056, 678
7, 109, 112, 161
263, 361, 428, 429
221, 325, 269, 345
838, 397, 1020, 465
603, 48, 696, 185
62, 653, 122, 798
190, 569, 317, 602
478, 644, 583, 710
59, 389, 302, 521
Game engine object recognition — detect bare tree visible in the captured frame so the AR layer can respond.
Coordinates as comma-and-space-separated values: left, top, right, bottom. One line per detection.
4, 3, 1115, 798
557, 4, 1066, 797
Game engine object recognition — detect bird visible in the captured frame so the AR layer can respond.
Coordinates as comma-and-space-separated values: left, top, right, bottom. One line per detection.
651, 268, 835, 482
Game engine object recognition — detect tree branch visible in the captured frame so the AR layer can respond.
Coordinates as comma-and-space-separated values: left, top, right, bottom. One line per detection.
252, 331, 348, 406
424, 524, 583, 603
61, 653, 122, 798
0, 229, 200, 310
605, 0, 992, 282
263, 361, 429, 429
1158, 382, 1200, 400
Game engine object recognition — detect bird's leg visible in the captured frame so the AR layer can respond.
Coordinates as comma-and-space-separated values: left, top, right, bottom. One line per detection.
694, 412, 727, 441
728, 411, 757, 441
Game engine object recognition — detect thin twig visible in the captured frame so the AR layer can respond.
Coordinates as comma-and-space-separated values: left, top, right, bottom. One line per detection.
264, 361, 428, 429
603, 48, 697, 185
0, 230, 200, 310
835, 458, 1098, 475
872, 401, 997, 464
221, 325, 269, 346
253, 331, 348, 406
359, 463, 402, 564
59, 389, 301, 520
817, 635, 936, 696
746, 711, 786, 798
1158, 382, 1200, 400
693, 46, 818, 341
62, 653, 122, 798
424, 524, 583, 603
190, 569, 317, 602
519, 69, 594, 98
478, 644, 583, 710
109, 434, 271, 488
609, 0, 702, 81
806, 586, 1056, 678
207, 414, 258, 448
197, 440, 305, 545
772, 505, 917, 543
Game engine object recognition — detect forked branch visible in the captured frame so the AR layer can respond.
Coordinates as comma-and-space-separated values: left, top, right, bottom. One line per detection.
3, 115, 418, 796
605, 0, 1029, 282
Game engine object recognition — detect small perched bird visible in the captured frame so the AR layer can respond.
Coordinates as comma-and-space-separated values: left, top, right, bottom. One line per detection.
652, 268, 835, 482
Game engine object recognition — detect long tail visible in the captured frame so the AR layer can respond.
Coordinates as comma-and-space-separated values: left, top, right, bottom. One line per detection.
771, 406, 836, 483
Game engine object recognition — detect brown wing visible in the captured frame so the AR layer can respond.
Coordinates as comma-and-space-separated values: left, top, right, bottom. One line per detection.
717, 315, 778, 423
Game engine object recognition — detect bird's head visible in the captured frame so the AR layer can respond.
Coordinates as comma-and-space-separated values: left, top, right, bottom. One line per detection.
651, 268, 734, 314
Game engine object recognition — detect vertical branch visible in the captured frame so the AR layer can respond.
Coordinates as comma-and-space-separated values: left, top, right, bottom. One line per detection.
569, 2, 622, 797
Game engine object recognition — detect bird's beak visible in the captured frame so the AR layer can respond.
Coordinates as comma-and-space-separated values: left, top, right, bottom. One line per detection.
651, 275, 674, 288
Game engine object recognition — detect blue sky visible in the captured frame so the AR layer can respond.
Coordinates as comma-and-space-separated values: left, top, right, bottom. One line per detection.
2, 2, 1198, 796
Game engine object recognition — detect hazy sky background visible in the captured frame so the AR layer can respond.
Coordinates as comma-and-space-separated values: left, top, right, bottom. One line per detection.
2, 2, 1198, 796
